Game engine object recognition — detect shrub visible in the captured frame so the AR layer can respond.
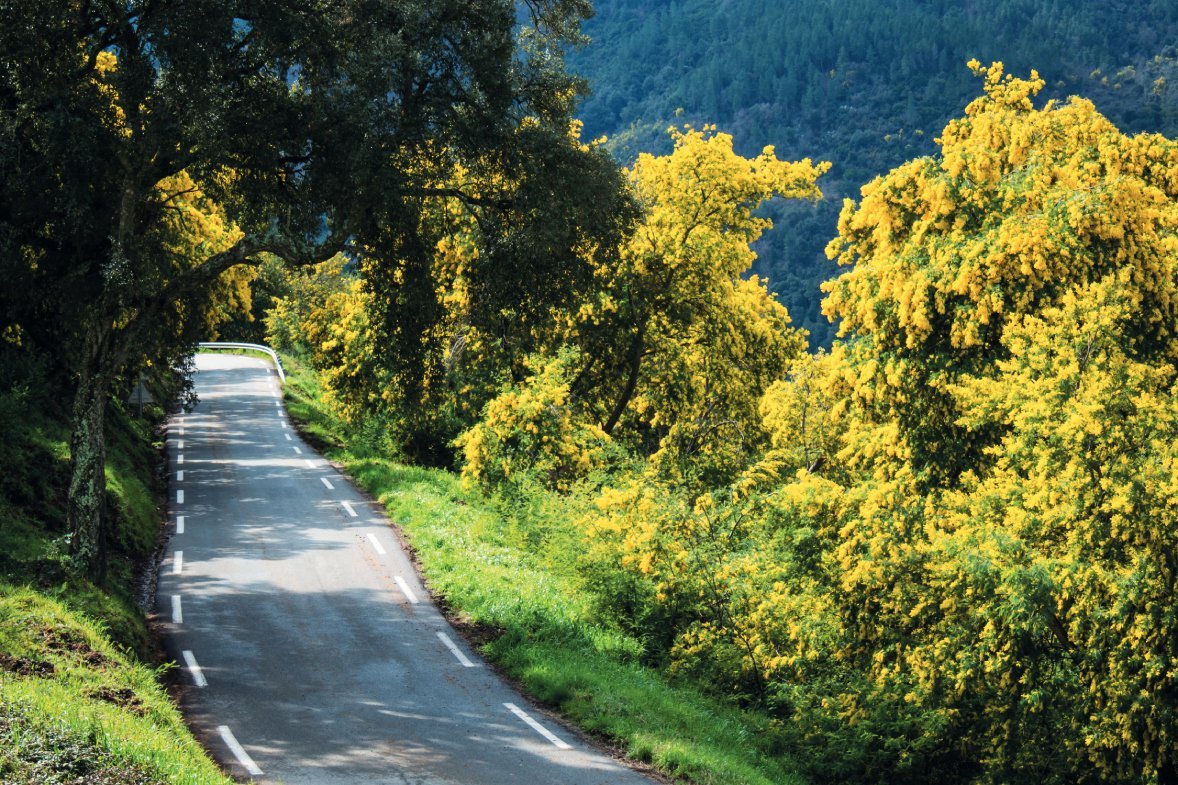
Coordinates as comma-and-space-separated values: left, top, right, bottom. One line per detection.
457, 351, 612, 493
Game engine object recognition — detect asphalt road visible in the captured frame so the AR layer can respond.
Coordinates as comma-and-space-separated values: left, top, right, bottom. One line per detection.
157, 354, 657, 785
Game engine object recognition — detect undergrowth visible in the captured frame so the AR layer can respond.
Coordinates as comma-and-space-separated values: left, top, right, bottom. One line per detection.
0, 589, 231, 785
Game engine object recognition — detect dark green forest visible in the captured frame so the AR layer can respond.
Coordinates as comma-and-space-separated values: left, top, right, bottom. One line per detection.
569, 0, 1178, 345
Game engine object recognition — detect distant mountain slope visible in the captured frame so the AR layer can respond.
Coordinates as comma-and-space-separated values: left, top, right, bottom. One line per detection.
569, 0, 1178, 346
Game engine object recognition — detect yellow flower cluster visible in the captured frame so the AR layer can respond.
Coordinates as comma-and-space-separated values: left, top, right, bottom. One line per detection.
456, 352, 611, 493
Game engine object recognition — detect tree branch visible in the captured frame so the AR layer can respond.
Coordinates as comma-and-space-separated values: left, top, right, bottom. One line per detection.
411, 187, 513, 211
135, 230, 346, 322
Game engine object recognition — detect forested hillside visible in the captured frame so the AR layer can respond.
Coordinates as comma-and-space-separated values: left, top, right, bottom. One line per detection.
569, 0, 1178, 345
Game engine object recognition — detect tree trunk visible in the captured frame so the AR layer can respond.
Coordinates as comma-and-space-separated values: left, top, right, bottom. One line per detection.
602, 328, 644, 436
67, 365, 111, 579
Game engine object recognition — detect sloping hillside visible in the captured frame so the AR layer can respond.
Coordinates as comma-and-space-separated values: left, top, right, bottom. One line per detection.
569, 0, 1178, 345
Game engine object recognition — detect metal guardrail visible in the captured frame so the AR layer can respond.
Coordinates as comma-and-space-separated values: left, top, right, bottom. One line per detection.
197, 342, 286, 383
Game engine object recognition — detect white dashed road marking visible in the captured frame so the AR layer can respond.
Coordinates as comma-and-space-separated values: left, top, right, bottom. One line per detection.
395, 576, 419, 604
182, 650, 207, 687
366, 533, 387, 555
341, 501, 358, 518
437, 632, 476, 668
320, 477, 335, 490
504, 703, 572, 750
218, 726, 263, 777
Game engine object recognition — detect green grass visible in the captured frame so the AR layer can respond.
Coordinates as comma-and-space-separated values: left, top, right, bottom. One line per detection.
0, 588, 232, 785
0, 402, 162, 661
282, 357, 808, 785
279, 353, 350, 451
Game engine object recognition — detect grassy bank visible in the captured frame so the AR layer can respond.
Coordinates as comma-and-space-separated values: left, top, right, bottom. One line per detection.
282, 354, 807, 785
0, 589, 231, 785
0, 398, 159, 659
0, 374, 233, 785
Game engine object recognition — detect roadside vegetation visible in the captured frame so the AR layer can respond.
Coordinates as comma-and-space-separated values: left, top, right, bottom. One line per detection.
3, 1, 1176, 782
272, 66, 1178, 785
0, 590, 230, 785
0, 366, 233, 784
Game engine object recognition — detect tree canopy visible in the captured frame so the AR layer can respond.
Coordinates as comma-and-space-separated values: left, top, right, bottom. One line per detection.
0, 0, 629, 575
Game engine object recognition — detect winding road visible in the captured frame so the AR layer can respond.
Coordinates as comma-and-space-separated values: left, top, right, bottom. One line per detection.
156, 353, 656, 784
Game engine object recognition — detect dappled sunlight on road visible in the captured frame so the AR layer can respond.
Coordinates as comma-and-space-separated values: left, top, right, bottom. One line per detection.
157, 354, 654, 784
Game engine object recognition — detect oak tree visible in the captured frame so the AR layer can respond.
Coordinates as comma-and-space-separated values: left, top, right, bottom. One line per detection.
0, 0, 617, 575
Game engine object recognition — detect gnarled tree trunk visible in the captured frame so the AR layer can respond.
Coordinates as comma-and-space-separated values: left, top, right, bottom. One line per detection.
67, 362, 111, 580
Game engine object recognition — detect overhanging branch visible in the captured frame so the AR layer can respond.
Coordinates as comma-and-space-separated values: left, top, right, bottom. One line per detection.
411, 187, 513, 211
128, 230, 347, 339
